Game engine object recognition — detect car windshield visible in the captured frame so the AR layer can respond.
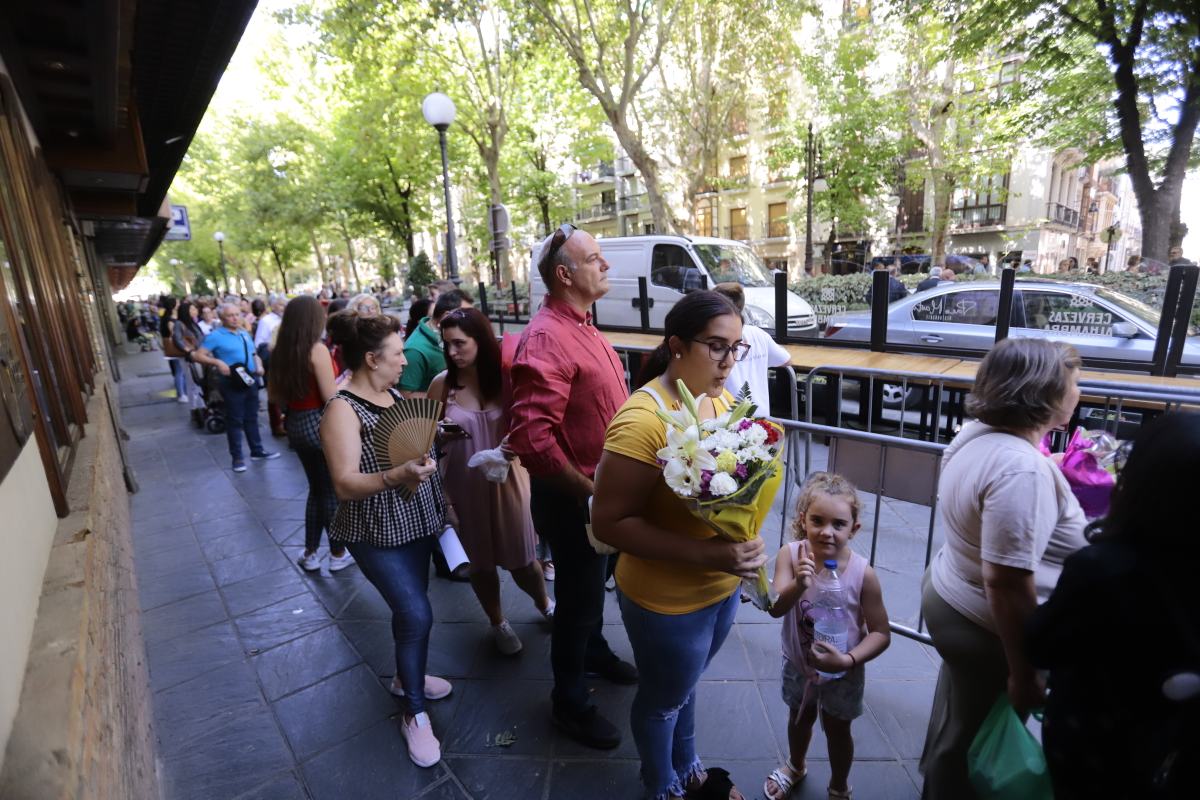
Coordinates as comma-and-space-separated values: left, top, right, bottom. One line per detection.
692, 243, 773, 287
1096, 287, 1198, 337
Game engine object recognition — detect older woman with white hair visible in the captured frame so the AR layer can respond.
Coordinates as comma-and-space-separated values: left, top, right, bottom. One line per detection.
347, 293, 381, 317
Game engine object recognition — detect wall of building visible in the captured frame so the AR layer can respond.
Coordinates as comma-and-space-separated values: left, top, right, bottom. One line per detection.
0, 383, 156, 799
0, 440, 57, 772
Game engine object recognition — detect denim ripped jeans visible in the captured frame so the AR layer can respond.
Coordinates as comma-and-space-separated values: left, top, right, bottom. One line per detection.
619, 587, 740, 799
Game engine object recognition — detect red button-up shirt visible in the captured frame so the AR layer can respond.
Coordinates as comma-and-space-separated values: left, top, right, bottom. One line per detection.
508, 295, 628, 478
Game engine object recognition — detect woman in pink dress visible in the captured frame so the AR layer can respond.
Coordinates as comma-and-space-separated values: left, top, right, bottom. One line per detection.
428, 308, 554, 656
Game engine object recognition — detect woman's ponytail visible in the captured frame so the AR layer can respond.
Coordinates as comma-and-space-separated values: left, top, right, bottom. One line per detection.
637, 342, 672, 386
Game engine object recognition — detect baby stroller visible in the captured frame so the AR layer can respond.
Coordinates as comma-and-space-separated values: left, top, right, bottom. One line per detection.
191, 361, 226, 434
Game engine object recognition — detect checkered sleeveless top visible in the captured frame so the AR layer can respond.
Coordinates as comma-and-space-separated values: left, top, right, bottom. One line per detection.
328, 388, 445, 547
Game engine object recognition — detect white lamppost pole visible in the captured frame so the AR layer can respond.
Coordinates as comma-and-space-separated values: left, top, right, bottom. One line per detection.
422, 92, 460, 284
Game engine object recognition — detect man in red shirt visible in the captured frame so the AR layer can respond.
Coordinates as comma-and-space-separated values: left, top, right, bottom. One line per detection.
508, 224, 636, 750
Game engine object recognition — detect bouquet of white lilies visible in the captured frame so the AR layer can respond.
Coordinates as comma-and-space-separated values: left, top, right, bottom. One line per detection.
655, 379, 785, 611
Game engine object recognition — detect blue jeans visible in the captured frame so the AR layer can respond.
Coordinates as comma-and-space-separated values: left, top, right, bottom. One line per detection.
346, 537, 435, 715
169, 358, 186, 397
217, 376, 265, 462
619, 587, 741, 800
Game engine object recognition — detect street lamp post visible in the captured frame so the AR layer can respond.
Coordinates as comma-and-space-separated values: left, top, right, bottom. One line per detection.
803, 122, 828, 275
213, 231, 230, 296
422, 92, 460, 285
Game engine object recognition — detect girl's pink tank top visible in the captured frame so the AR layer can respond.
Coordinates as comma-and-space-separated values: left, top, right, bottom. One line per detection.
781, 544, 869, 677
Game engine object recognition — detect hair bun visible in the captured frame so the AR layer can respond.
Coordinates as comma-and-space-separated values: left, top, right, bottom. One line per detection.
326, 309, 360, 348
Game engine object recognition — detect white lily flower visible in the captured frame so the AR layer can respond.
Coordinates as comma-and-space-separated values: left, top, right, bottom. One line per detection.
663, 458, 702, 496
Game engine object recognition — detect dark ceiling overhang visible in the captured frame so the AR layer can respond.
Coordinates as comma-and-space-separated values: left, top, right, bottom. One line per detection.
0, 0, 257, 280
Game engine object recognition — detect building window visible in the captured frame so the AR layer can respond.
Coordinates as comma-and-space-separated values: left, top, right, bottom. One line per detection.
766, 147, 790, 183
728, 155, 748, 180
767, 89, 788, 127
768, 202, 788, 238
728, 208, 748, 241
696, 205, 715, 237
951, 173, 1008, 228
729, 101, 748, 136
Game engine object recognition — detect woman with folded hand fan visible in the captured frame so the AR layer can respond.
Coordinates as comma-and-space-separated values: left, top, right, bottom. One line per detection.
319, 310, 452, 769
592, 291, 768, 800
428, 307, 554, 657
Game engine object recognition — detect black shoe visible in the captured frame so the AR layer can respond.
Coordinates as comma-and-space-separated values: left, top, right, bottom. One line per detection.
551, 705, 621, 750
585, 656, 639, 685
448, 563, 472, 582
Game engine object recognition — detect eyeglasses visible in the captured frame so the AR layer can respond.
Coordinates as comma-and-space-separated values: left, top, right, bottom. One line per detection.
691, 339, 751, 363
541, 223, 577, 268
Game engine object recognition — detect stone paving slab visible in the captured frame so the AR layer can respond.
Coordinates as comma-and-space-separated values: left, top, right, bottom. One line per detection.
117, 345, 934, 799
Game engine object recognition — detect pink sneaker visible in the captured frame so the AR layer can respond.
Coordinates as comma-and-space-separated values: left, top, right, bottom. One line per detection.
401, 712, 441, 768
389, 674, 453, 700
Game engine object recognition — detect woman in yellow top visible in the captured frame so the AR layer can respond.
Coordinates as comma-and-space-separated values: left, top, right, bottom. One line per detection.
593, 291, 767, 800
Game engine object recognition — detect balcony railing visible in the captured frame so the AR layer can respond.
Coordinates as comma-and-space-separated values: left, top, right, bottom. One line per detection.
575, 162, 615, 184
765, 220, 788, 239
951, 205, 1006, 229
619, 193, 647, 213
1047, 202, 1080, 228
724, 224, 750, 241
614, 156, 635, 176
575, 202, 617, 222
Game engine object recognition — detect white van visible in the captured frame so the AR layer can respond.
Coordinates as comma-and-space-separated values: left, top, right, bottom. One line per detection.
530, 234, 818, 337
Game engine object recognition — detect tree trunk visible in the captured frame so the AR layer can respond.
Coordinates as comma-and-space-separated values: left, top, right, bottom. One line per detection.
484, 155, 511, 285
269, 243, 289, 293
252, 251, 270, 294
537, 195, 551, 237
342, 230, 361, 293
618, 125, 676, 233
383, 156, 417, 259
309, 231, 328, 287
929, 174, 953, 269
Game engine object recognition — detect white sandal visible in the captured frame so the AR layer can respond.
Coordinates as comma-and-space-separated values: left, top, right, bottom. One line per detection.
828, 787, 853, 800
763, 762, 805, 799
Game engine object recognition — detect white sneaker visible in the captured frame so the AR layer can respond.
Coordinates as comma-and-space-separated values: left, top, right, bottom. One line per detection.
492, 620, 523, 655
400, 712, 441, 768
298, 552, 321, 572
542, 560, 555, 582
328, 551, 355, 572
177, 393, 189, 404
539, 599, 556, 622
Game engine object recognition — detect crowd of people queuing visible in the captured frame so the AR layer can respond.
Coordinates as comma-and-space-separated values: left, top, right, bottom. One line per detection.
125, 227, 1198, 800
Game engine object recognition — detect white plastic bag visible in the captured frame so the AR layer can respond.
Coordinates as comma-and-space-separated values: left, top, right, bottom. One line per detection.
467, 447, 511, 483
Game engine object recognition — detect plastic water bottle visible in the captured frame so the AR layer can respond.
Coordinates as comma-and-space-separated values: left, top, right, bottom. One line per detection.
812, 559, 853, 680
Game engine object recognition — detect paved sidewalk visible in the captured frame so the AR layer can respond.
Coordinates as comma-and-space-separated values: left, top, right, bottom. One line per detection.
120, 345, 935, 800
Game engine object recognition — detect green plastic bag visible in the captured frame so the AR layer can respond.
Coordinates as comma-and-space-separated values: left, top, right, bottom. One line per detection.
967, 695, 1054, 800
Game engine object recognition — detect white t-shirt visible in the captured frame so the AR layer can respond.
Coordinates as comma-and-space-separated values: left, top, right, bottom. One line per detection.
724, 323, 790, 416
930, 421, 1087, 632
254, 311, 282, 349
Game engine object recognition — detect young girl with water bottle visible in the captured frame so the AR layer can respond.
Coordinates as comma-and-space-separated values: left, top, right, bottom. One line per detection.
763, 472, 891, 800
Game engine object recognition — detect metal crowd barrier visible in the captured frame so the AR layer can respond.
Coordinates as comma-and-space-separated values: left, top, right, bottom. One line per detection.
777, 362, 1200, 644
802, 363, 1200, 445
773, 416, 945, 644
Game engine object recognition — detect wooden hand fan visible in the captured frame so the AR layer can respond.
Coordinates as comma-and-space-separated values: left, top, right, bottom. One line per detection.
372, 398, 445, 499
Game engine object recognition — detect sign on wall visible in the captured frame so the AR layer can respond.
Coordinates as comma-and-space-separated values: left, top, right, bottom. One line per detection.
164, 205, 191, 241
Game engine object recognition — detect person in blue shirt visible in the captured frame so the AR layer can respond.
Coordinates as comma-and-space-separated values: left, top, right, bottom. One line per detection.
192, 303, 280, 472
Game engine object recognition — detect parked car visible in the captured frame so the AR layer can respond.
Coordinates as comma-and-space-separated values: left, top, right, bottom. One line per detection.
824, 279, 1199, 405
530, 234, 819, 337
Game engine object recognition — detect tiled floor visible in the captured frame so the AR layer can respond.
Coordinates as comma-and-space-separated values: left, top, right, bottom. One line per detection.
120, 346, 936, 799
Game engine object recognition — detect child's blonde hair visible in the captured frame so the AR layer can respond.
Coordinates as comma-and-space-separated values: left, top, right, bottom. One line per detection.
791, 471, 862, 540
